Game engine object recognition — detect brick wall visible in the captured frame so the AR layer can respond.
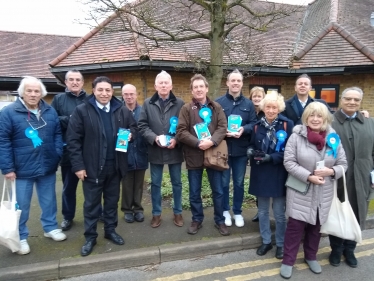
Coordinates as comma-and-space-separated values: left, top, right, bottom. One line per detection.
80, 70, 374, 114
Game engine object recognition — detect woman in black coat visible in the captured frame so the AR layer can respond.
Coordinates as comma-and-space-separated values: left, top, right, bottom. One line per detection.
247, 92, 294, 259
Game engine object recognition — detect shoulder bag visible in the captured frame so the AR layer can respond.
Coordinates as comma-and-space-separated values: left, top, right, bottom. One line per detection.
320, 165, 362, 243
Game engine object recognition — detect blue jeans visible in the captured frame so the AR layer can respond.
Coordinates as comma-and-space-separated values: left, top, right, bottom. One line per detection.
16, 173, 58, 240
258, 196, 286, 246
222, 155, 247, 214
150, 163, 182, 215
188, 168, 225, 225
61, 165, 80, 220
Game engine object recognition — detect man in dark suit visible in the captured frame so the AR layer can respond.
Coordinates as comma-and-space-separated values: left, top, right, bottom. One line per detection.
67, 76, 137, 256
282, 74, 330, 125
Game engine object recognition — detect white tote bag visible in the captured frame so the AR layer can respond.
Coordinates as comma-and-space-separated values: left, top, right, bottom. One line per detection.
320, 165, 362, 243
0, 179, 22, 252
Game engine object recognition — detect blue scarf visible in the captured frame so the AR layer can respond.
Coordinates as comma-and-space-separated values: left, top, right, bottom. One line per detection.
260, 117, 279, 153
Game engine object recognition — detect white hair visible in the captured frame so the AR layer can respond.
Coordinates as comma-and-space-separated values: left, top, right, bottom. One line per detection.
17, 76, 47, 97
155, 70, 172, 84
341, 87, 363, 99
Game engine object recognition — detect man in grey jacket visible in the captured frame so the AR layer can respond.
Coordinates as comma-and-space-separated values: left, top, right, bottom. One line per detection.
138, 71, 184, 228
51, 69, 87, 231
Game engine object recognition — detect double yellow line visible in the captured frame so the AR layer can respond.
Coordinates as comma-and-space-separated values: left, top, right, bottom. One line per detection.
153, 238, 374, 281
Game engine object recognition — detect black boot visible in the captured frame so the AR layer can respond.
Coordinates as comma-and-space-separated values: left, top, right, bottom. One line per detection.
343, 239, 357, 268
328, 235, 344, 267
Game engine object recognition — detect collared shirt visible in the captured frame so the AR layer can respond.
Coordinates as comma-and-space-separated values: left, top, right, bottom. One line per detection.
298, 99, 307, 108
96, 100, 110, 112
341, 109, 357, 119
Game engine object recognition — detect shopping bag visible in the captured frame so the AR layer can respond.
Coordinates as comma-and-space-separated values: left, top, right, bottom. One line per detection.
320, 165, 362, 243
204, 140, 229, 171
0, 179, 22, 252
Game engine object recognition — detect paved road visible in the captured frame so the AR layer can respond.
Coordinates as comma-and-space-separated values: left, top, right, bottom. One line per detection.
64, 229, 374, 281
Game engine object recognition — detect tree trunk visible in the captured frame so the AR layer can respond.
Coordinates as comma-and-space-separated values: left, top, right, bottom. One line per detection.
206, 1, 226, 100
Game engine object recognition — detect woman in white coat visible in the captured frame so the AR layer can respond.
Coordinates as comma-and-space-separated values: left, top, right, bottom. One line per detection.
280, 102, 347, 279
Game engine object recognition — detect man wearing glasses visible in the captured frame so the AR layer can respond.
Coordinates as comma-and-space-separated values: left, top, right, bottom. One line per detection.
51, 70, 87, 231
329, 87, 374, 268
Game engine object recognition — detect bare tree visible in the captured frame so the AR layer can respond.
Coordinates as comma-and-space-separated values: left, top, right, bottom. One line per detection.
80, 0, 303, 97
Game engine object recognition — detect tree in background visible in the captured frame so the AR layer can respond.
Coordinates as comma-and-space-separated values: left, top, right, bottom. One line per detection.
80, 0, 303, 97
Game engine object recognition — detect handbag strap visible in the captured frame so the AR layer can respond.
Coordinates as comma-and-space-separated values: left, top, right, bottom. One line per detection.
338, 165, 348, 201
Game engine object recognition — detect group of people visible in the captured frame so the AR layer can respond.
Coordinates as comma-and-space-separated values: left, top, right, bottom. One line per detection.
0, 69, 373, 280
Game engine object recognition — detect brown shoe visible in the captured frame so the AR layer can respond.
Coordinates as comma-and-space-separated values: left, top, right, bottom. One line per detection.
215, 223, 230, 236
173, 214, 184, 227
187, 221, 202, 235
151, 215, 161, 228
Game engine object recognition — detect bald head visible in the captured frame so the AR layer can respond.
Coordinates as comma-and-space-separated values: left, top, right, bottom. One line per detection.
122, 84, 138, 109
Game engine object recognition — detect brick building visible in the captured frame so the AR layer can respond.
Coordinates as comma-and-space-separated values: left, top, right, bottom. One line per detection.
49, 0, 374, 112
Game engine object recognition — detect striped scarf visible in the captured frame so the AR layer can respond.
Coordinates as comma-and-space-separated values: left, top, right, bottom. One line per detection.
260, 117, 279, 153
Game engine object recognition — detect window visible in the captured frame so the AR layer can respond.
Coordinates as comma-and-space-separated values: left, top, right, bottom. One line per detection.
309, 84, 339, 108
113, 83, 124, 101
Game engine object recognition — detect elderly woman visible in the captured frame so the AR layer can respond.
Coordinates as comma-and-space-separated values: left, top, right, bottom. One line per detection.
249, 86, 266, 120
247, 92, 294, 259
0, 76, 65, 255
280, 102, 347, 279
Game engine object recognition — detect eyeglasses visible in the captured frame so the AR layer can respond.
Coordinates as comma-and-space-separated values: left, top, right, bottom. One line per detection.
342, 97, 361, 102
26, 117, 47, 130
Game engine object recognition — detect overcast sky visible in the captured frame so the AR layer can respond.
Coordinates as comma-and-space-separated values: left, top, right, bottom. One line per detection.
0, 0, 313, 37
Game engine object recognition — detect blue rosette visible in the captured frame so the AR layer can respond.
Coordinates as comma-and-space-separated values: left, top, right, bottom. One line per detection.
25, 127, 43, 148
169, 116, 178, 135
275, 130, 287, 152
199, 108, 212, 125
326, 133, 340, 158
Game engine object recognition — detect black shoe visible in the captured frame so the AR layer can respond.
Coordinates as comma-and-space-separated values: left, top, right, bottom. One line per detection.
256, 243, 273, 256
134, 212, 144, 222
104, 231, 125, 245
275, 246, 284, 259
61, 219, 73, 231
252, 212, 259, 222
124, 213, 134, 223
329, 250, 342, 267
81, 240, 97, 257
343, 250, 357, 268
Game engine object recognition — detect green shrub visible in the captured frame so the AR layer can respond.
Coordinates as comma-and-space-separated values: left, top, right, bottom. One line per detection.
146, 171, 256, 210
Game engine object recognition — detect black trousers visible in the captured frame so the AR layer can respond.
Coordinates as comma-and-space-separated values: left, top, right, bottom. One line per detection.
61, 165, 80, 220
82, 163, 120, 240
121, 169, 146, 214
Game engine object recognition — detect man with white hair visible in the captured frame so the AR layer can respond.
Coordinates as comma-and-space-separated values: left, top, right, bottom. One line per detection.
329, 87, 374, 268
138, 71, 185, 228
0, 76, 66, 255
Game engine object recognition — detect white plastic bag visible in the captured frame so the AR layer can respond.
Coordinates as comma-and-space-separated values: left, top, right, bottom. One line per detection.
320, 165, 362, 243
0, 179, 22, 252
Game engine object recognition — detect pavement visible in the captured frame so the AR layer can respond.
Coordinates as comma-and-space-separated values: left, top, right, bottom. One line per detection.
0, 171, 373, 281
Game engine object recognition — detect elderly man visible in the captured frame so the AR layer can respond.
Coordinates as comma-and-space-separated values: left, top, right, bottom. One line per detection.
51, 69, 88, 231
67, 76, 137, 256
329, 87, 374, 268
0, 76, 66, 255
216, 69, 257, 227
283, 74, 330, 125
138, 70, 184, 228
121, 84, 148, 223
177, 74, 229, 236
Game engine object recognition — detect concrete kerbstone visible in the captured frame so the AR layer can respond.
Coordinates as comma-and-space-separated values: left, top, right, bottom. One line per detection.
0, 261, 59, 281
241, 233, 262, 250
159, 236, 243, 263
59, 246, 160, 279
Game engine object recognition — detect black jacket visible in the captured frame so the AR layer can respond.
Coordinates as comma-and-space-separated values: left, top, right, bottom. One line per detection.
51, 89, 88, 165
283, 94, 331, 125
67, 95, 137, 181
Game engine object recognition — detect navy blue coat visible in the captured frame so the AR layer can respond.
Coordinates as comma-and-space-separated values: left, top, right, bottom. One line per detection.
215, 92, 257, 157
248, 114, 294, 197
127, 104, 148, 171
0, 98, 63, 178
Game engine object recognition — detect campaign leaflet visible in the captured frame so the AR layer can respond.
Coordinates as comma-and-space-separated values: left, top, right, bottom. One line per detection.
158, 134, 173, 147
228, 114, 242, 133
193, 122, 211, 140
115, 128, 130, 152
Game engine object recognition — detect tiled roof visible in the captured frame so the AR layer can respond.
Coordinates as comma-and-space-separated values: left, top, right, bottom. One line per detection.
293, 0, 374, 66
0, 30, 79, 78
50, 0, 306, 69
